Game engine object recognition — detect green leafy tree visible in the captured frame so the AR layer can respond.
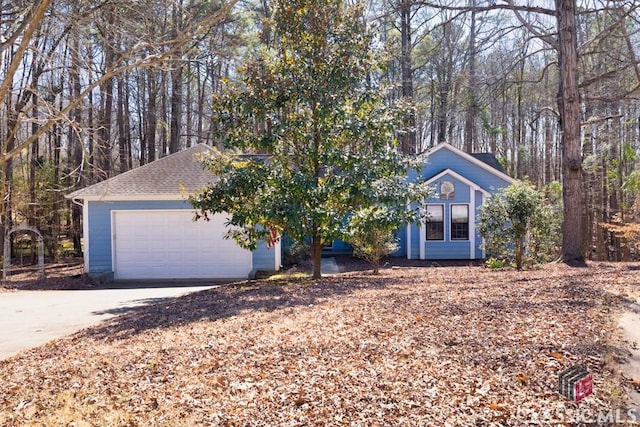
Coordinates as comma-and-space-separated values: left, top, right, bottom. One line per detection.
478, 181, 561, 269
345, 206, 400, 275
191, 0, 429, 278
345, 173, 431, 274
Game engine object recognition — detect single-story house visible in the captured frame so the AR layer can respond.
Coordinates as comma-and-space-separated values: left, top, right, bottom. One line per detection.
323, 143, 517, 259
405, 142, 516, 260
66, 144, 281, 281
67, 142, 515, 281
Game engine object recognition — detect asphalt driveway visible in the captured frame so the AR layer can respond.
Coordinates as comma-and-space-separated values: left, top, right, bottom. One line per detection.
0, 284, 218, 360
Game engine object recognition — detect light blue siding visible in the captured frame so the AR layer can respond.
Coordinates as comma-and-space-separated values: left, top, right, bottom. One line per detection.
425, 241, 470, 259
392, 225, 406, 257
426, 175, 470, 203
422, 148, 512, 191
475, 191, 484, 259
409, 202, 421, 259
86, 200, 195, 276
404, 145, 515, 260
253, 240, 279, 271
86, 200, 277, 278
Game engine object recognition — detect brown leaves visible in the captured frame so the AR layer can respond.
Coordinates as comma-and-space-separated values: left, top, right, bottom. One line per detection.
0, 262, 638, 426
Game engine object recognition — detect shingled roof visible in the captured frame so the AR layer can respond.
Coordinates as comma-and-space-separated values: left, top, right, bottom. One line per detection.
66, 144, 217, 200
470, 152, 506, 173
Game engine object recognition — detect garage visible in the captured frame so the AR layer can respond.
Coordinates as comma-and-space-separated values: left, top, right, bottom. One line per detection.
67, 145, 280, 281
112, 210, 252, 280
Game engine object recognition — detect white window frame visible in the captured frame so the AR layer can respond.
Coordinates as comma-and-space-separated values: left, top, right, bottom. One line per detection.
449, 203, 470, 242
425, 203, 446, 241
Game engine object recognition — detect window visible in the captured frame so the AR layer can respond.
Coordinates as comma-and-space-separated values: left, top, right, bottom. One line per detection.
451, 204, 469, 240
426, 205, 444, 240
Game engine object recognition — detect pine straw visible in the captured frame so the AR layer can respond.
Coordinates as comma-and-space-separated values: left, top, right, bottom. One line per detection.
1, 262, 639, 426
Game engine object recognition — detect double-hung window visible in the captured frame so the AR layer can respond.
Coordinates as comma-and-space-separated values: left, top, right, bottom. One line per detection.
426, 205, 444, 240
450, 204, 469, 240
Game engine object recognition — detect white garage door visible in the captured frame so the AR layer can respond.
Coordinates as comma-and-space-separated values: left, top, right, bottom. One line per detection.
112, 210, 252, 280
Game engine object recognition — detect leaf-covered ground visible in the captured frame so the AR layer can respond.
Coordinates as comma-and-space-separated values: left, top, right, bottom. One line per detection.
1, 262, 639, 426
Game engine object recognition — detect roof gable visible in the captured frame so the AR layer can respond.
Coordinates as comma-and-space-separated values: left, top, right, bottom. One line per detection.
417, 143, 516, 193
66, 144, 217, 200
425, 143, 515, 184
425, 169, 491, 197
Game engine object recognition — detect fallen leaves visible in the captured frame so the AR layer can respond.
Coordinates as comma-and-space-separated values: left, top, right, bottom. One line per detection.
0, 261, 638, 426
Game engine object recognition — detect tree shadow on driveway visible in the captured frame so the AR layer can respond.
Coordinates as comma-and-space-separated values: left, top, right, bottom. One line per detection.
77, 274, 393, 343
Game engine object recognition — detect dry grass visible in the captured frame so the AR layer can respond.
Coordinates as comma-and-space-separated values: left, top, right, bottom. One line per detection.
1, 261, 639, 426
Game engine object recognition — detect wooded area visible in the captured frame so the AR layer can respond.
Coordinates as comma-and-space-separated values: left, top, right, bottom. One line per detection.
2, 0, 640, 262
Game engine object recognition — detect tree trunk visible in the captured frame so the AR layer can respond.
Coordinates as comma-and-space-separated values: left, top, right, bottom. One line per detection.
311, 235, 322, 279
147, 70, 158, 162
400, 0, 415, 154
464, 3, 477, 154
556, 0, 584, 264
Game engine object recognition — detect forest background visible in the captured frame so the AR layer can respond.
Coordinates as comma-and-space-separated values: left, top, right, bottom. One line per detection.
2, 0, 640, 264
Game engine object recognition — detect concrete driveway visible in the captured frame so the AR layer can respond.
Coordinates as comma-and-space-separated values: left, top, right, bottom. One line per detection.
0, 284, 218, 360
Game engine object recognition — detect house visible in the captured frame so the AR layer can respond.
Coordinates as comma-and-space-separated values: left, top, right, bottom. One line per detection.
66, 144, 281, 281
319, 143, 515, 260
68, 142, 514, 281
403, 143, 516, 260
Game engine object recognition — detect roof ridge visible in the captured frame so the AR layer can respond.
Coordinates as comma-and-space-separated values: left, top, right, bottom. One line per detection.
66, 144, 217, 200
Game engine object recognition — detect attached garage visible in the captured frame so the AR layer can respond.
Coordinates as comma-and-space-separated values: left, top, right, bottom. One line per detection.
66, 145, 281, 281
112, 210, 252, 280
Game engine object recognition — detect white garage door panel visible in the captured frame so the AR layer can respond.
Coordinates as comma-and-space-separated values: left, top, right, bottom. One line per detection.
113, 210, 252, 279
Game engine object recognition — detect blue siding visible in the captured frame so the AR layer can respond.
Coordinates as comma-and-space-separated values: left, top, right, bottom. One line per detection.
86, 200, 279, 277
404, 145, 515, 260
253, 240, 279, 271
409, 202, 421, 259
422, 147, 512, 191
426, 175, 470, 203
425, 241, 470, 259
475, 191, 484, 259
86, 200, 195, 275
391, 225, 406, 257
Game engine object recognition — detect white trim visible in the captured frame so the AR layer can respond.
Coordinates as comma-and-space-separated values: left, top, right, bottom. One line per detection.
422, 203, 446, 260
425, 203, 445, 242
449, 203, 470, 242
406, 200, 412, 260
480, 192, 489, 259
110, 211, 117, 276
419, 219, 425, 260
469, 189, 476, 259
83, 201, 90, 272
68, 194, 191, 202
425, 143, 517, 185
275, 239, 282, 271
425, 169, 491, 198
419, 203, 428, 260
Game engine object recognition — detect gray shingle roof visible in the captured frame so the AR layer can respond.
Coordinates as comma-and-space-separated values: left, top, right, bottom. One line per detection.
470, 152, 506, 173
66, 144, 217, 200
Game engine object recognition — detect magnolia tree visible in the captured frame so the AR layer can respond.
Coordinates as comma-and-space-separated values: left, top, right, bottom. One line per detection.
191, 0, 430, 278
477, 181, 561, 269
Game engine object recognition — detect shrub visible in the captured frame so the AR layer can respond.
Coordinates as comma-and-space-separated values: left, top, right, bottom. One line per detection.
345, 206, 400, 274
478, 181, 561, 269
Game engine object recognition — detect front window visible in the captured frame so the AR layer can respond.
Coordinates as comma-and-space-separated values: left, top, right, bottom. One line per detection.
426, 205, 444, 240
451, 204, 469, 240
